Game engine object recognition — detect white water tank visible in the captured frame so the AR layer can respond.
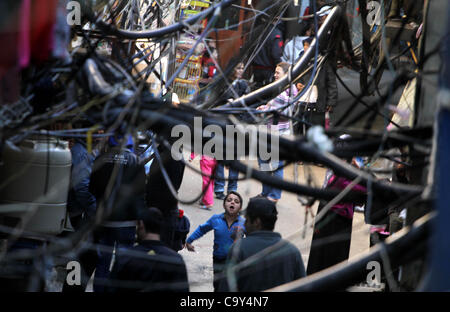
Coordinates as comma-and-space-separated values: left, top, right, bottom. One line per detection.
0, 137, 72, 236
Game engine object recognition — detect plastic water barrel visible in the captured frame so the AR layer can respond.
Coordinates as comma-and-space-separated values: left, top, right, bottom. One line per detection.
0, 137, 72, 236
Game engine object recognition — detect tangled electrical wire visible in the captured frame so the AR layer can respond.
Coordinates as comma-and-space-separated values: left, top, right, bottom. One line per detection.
0, 0, 439, 292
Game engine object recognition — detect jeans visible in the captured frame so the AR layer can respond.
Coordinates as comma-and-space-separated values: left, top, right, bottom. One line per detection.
213, 258, 226, 292
93, 226, 136, 292
258, 158, 284, 200
214, 163, 238, 194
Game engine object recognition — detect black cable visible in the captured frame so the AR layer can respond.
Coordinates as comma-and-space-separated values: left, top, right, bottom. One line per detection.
335, 16, 437, 128
268, 211, 433, 292
335, 68, 404, 129
103, 102, 425, 202
150, 134, 213, 206
340, 69, 415, 128
226, 6, 342, 109
88, 0, 236, 39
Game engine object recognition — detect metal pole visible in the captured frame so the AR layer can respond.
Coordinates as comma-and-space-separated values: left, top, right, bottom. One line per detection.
227, 5, 342, 108
420, 1, 450, 291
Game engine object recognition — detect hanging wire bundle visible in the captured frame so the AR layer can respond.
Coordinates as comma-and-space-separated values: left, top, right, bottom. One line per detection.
0, 0, 440, 292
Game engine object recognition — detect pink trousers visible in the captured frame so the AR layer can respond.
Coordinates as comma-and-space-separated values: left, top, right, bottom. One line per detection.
200, 156, 217, 206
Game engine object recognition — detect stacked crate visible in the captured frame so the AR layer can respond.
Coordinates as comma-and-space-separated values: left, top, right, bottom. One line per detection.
172, 54, 203, 103
173, 0, 211, 103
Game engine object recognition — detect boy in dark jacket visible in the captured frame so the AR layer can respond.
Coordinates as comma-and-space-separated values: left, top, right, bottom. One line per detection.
108, 207, 189, 292
219, 197, 305, 291
89, 133, 147, 292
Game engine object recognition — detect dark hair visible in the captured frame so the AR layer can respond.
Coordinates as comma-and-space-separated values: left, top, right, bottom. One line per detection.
225, 56, 246, 79
245, 197, 278, 231
303, 37, 313, 46
140, 207, 164, 234
232, 62, 245, 79
224, 191, 243, 209
334, 135, 353, 162
304, 22, 316, 37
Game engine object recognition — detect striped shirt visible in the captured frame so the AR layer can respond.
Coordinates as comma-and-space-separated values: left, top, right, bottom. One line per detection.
266, 86, 298, 132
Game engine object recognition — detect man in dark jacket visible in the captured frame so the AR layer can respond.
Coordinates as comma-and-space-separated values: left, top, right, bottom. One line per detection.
62, 137, 98, 292
293, 4, 337, 133
251, 21, 284, 90
295, 41, 338, 133
67, 138, 97, 225
219, 197, 306, 292
312, 55, 338, 128
108, 207, 189, 292
89, 133, 147, 292
145, 145, 188, 252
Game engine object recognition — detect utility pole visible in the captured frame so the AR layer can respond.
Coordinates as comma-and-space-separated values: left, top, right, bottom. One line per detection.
419, 0, 450, 292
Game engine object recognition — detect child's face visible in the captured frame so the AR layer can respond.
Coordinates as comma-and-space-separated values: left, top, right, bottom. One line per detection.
303, 41, 310, 52
224, 193, 242, 215
274, 66, 286, 81
234, 63, 244, 79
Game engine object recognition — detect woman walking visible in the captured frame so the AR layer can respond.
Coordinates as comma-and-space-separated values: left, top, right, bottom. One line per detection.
190, 153, 217, 210
256, 62, 298, 202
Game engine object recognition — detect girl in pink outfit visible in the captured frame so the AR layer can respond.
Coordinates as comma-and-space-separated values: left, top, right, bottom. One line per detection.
190, 153, 217, 210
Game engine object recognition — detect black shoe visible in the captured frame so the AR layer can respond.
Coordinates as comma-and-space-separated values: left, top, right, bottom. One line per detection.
215, 193, 226, 200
